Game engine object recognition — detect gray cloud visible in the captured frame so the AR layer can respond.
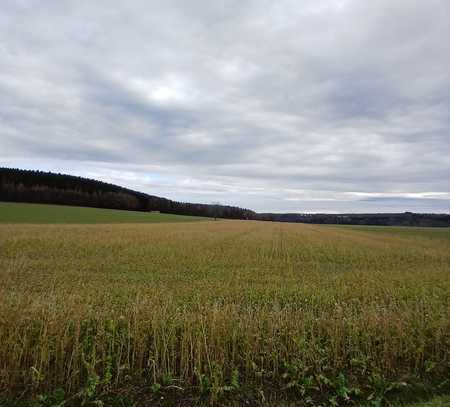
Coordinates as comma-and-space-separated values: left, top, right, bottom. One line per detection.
1, 0, 449, 212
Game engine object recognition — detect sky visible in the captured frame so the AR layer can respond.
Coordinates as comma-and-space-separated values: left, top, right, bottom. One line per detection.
1, 0, 449, 213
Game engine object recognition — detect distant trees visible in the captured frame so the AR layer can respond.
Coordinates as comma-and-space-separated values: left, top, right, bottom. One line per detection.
0, 168, 256, 220
257, 212, 450, 227
3, 167, 446, 226
210, 201, 222, 220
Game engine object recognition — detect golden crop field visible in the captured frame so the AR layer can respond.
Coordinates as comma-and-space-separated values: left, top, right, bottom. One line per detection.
1, 220, 449, 406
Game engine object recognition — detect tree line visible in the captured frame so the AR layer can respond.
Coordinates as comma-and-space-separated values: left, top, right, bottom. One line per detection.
1, 167, 448, 226
258, 212, 450, 227
0, 168, 256, 220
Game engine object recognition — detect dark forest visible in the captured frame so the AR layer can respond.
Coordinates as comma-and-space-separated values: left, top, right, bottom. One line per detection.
1, 167, 449, 226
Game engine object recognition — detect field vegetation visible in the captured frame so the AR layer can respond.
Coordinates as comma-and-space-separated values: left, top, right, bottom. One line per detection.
0, 216, 449, 405
0, 202, 207, 224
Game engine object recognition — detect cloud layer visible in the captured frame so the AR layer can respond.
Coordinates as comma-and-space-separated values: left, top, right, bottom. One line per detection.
1, 0, 449, 212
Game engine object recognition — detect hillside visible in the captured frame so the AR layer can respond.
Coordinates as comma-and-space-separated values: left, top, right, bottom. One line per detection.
0, 202, 207, 224
1, 167, 449, 226
0, 167, 255, 220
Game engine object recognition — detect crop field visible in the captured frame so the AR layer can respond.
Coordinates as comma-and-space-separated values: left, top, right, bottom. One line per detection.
0, 202, 207, 224
0, 217, 449, 405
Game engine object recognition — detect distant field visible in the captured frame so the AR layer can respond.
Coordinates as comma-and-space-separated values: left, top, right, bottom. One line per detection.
333, 224, 450, 240
0, 220, 449, 406
0, 202, 207, 223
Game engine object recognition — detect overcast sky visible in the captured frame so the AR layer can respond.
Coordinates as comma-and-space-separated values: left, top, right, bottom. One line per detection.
1, 0, 449, 213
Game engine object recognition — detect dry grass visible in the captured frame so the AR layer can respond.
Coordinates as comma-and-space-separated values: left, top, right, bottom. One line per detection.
0, 221, 449, 405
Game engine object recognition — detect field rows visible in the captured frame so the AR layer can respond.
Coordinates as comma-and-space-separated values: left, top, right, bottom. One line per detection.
0, 221, 449, 405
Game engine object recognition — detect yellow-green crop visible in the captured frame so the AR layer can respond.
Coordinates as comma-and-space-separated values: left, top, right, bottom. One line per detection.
0, 220, 449, 405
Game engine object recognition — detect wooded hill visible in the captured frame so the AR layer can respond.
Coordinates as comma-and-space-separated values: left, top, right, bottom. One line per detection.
0, 168, 255, 220
1, 167, 449, 226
